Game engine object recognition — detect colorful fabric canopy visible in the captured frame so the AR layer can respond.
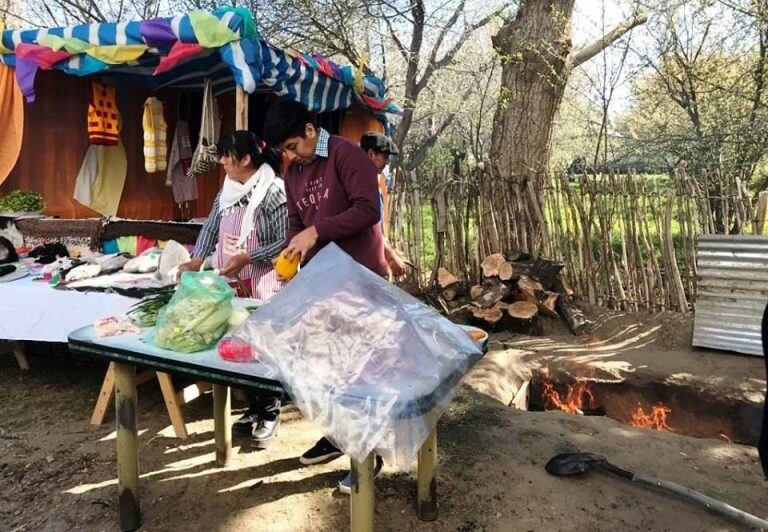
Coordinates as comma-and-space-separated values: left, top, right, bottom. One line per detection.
0, 9, 400, 125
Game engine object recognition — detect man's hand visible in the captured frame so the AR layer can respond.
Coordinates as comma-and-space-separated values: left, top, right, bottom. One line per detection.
220, 252, 251, 278
177, 257, 204, 279
284, 226, 318, 264
384, 240, 406, 277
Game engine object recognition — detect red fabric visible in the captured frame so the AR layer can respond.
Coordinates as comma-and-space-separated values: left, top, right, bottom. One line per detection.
283, 135, 387, 277
154, 42, 204, 75
359, 93, 392, 111
14, 44, 71, 70
136, 235, 157, 255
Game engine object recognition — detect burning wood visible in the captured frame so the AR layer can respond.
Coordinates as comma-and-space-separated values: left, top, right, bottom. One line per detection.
541, 379, 597, 416
628, 404, 673, 431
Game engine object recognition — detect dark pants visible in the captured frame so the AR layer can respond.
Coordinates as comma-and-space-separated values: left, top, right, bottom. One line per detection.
247, 392, 281, 421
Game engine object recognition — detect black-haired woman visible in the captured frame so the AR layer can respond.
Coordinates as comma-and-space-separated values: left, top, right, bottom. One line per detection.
180, 130, 286, 299
179, 130, 286, 448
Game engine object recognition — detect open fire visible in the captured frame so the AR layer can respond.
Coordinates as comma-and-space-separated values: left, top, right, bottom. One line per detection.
540, 378, 674, 433
541, 379, 597, 415
628, 404, 673, 432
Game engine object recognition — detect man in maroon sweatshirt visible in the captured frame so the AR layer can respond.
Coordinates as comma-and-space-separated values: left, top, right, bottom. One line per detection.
263, 100, 388, 277
262, 100, 386, 493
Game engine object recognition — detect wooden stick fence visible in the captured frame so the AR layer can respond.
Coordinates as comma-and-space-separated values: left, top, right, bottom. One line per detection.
388, 166, 763, 313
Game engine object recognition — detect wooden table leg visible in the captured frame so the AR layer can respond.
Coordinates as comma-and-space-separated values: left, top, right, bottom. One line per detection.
10, 341, 29, 370
350, 452, 375, 532
212, 384, 231, 467
91, 362, 116, 426
114, 362, 141, 531
417, 428, 438, 521
156, 372, 188, 440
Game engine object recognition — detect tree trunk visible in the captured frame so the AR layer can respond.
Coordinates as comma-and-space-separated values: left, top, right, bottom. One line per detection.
489, 1, 645, 253
489, 0, 574, 255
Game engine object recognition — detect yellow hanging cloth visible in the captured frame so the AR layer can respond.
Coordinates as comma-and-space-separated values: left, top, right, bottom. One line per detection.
0, 63, 24, 187
74, 143, 127, 216
142, 97, 167, 173
88, 81, 120, 145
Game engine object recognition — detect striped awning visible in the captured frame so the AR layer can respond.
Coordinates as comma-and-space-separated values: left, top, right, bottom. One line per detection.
0, 9, 400, 124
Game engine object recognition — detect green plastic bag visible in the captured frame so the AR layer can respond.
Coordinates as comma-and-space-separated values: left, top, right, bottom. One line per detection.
151, 271, 234, 353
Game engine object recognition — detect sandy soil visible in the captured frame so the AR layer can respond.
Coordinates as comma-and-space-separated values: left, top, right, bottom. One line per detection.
1, 329, 766, 532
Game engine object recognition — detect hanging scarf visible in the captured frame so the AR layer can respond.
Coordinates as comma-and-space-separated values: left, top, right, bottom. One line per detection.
219, 163, 282, 248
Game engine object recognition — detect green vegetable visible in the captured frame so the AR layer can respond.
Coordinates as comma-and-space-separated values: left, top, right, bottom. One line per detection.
0, 190, 44, 213
128, 287, 175, 327
150, 272, 234, 353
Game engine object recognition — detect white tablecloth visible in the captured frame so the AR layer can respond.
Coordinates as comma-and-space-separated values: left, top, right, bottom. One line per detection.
0, 275, 135, 342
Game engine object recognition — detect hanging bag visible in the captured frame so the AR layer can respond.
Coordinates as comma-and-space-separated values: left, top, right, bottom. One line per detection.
187, 79, 220, 177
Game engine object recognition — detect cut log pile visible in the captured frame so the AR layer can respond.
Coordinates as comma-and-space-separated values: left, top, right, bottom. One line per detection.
436, 252, 593, 336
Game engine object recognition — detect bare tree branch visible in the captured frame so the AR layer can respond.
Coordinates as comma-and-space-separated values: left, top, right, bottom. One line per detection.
568, 12, 648, 69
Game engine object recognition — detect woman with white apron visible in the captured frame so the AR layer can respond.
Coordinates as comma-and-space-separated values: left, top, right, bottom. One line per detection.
179, 130, 286, 447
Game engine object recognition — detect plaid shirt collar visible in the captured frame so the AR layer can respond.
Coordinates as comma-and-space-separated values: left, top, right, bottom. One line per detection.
314, 127, 330, 159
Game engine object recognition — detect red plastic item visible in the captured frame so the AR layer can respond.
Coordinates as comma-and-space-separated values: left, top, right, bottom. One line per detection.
217, 337, 257, 362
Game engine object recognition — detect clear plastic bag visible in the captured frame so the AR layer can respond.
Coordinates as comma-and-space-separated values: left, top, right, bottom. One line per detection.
233, 244, 482, 469
150, 271, 234, 353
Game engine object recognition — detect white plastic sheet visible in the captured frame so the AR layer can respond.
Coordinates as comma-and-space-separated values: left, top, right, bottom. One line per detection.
234, 244, 482, 468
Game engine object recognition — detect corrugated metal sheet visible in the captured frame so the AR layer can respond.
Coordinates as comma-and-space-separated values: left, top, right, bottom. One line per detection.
693, 235, 768, 357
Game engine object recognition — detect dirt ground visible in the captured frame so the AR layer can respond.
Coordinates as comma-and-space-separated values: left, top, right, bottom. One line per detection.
1, 310, 767, 532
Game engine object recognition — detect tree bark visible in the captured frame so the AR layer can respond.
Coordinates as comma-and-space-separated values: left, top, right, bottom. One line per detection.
489, 0, 646, 253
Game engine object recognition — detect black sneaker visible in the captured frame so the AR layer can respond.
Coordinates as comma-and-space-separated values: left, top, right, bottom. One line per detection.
252, 416, 280, 449
232, 411, 260, 436
338, 455, 384, 495
300, 437, 343, 465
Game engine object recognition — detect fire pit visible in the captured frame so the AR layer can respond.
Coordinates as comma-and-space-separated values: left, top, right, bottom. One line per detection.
526, 369, 760, 445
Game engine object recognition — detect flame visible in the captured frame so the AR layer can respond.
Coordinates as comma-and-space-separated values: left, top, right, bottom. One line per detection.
629, 404, 672, 431
542, 379, 596, 415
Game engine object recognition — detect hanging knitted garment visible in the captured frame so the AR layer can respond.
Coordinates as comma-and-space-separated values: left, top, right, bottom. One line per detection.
88, 82, 120, 145
142, 97, 168, 173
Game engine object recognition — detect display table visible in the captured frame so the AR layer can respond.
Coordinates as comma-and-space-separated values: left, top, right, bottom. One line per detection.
68, 324, 487, 532
0, 274, 135, 342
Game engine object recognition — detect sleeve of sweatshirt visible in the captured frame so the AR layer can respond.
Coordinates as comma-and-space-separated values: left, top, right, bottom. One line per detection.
284, 181, 305, 245
314, 143, 381, 242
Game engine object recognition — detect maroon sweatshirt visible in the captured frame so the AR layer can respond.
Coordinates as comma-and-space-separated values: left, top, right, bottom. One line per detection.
283, 134, 388, 276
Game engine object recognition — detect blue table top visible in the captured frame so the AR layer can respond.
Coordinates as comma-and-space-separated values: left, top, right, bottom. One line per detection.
68, 324, 488, 416
68, 325, 286, 394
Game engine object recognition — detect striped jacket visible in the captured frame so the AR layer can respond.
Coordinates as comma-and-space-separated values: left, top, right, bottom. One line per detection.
193, 181, 287, 265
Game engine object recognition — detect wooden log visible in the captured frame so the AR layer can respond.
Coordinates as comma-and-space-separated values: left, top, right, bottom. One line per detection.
498, 261, 516, 281
437, 267, 459, 289
481, 253, 507, 278
557, 298, 591, 335
506, 301, 542, 336
472, 282, 509, 309
470, 305, 506, 330
517, 276, 544, 300
508, 301, 538, 320
509, 258, 564, 290
469, 284, 484, 300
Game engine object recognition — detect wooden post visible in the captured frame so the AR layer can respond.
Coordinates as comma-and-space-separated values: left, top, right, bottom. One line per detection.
213, 384, 232, 467
10, 341, 29, 370
755, 191, 768, 235
417, 428, 438, 521
350, 453, 375, 532
235, 85, 248, 129
114, 362, 140, 531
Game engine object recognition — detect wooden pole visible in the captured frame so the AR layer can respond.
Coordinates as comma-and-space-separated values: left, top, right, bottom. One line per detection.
114, 362, 141, 531
235, 85, 248, 129
417, 428, 439, 521
213, 384, 232, 467
350, 453, 375, 532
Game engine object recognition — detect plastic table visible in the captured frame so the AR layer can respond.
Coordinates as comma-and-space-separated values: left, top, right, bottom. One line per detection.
68, 324, 487, 531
